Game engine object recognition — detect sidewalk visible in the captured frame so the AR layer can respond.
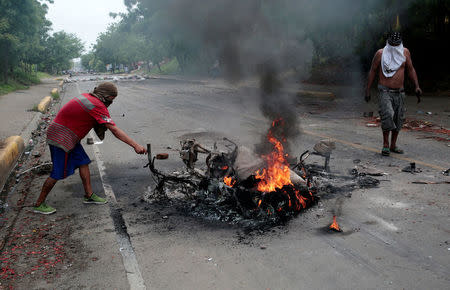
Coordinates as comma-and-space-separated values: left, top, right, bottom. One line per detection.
0, 79, 60, 141
0, 79, 61, 194
0, 81, 128, 288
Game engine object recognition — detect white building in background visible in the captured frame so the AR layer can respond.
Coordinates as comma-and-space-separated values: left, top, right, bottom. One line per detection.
72, 58, 83, 72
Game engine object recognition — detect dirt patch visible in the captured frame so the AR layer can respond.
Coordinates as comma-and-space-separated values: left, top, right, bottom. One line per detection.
0, 113, 89, 288
0, 213, 88, 288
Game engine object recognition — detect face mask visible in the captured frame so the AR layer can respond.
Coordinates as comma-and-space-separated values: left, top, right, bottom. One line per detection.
104, 96, 115, 107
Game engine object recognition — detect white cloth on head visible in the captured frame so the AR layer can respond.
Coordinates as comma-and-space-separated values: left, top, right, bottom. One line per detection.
381, 41, 406, 77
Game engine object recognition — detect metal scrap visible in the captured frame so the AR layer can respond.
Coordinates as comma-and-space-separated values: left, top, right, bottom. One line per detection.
180, 139, 210, 169
402, 162, 422, 173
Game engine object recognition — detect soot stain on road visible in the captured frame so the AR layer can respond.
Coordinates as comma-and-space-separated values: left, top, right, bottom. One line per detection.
112, 174, 367, 244
125, 197, 294, 246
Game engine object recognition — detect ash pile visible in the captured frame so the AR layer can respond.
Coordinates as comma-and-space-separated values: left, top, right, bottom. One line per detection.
144, 122, 379, 231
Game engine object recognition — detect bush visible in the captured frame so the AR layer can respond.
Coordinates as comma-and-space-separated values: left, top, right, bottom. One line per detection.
150, 59, 180, 75
51, 89, 60, 100
12, 69, 40, 85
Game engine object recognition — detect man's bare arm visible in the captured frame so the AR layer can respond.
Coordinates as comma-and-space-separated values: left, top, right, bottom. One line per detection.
404, 48, 421, 90
105, 123, 147, 154
404, 48, 422, 102
365, 50, 382, 98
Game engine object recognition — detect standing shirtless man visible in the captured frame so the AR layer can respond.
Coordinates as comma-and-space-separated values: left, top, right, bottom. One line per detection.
365, 32, 422, 156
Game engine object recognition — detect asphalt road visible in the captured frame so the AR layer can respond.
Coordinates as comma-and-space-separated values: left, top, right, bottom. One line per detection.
66, 75, 449, 289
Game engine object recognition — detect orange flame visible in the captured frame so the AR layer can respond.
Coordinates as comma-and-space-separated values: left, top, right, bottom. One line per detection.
222, 165, 228, 170
329, 216, 342, 232
255, 128, 292, 192
223, 176, 236, 187
254, 118, 315, 212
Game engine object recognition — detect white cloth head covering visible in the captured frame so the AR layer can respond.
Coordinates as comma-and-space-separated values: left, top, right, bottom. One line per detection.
381, 41, 406, 77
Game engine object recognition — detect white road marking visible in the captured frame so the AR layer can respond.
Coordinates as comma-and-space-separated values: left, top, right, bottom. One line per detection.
76, 83, 146, 289
90, 135, 146, 289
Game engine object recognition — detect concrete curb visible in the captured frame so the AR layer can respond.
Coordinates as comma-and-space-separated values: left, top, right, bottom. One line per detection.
0, 136, 24, 192
296, 90, 335, 99
37, 96, 52, 113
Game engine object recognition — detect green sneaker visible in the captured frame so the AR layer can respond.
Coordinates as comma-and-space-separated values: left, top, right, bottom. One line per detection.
33, 203, 56, 215
83, 193, 107, 204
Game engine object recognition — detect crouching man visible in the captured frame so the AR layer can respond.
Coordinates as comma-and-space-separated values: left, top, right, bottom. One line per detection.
34, 82, 147, 214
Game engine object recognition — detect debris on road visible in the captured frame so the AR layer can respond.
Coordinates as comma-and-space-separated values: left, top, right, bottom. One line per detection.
144, 119, 379, 231
63, 74, 149, 84
156, 153, 169, 160
362, 117, 449, 142
416, 135, 449, 142
403, 119, 449, 135
411, 180, 450, 184
442, 168, 449, 176
16, 162, 52, 178
351, 165, 387, 176
312, 139, 335, 172
402, 163, 422, 173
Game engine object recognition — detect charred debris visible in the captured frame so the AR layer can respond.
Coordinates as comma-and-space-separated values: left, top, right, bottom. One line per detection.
144, 122, 379, 231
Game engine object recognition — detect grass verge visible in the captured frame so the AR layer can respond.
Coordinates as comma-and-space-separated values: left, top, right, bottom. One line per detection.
36, 72, 53, 80
0, 71, 53, 96
0, 81, 29, 96
149, 59, 180, 75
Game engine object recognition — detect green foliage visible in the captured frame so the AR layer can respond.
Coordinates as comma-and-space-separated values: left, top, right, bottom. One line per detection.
0, 0, 50, 82
29, 104, 39, 112
12, 68, 40, 85
0, 81, 28, 96
40, 31, 84, 74
0, 0, 82, 92
51, 91, 60, 100
36, 71, 53, 79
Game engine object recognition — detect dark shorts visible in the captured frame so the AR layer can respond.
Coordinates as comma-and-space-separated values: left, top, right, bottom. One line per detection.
378, 85, 406, 131
49, 143, 91, 180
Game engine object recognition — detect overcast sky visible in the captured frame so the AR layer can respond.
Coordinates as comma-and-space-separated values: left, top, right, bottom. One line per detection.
46, 0, 127, 51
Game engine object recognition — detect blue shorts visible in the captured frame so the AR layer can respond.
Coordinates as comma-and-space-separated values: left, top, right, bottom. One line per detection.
49, 143, 91, 180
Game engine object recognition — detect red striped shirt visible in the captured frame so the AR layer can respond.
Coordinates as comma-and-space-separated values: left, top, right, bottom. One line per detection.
47, 93, 115, 152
